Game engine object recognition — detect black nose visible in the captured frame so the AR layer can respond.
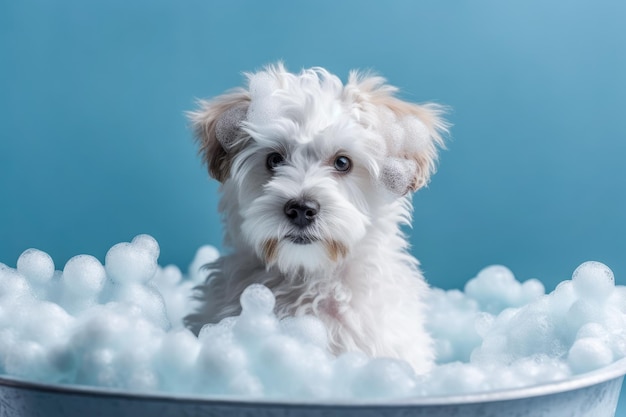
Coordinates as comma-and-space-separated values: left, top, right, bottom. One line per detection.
284, 199, 320, 228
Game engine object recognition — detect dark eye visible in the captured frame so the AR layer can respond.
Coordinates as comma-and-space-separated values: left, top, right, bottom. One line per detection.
334, 155, 351, 172
266, 152, 285, 171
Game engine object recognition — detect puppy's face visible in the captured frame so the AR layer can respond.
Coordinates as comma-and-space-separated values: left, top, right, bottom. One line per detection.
190, 64, 447, 274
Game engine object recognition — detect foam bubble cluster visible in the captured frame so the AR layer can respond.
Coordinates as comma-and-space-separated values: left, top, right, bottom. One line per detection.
1, 237, 625, 400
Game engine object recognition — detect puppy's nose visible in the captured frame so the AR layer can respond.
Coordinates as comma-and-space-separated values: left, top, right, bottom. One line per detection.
284, 199, 320, 228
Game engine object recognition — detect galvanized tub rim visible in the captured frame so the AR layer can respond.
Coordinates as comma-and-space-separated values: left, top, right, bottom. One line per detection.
1, 357, 625, 409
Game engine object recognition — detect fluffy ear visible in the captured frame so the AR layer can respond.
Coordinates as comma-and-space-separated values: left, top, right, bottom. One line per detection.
345, 73, 449, 195
188, 90, 250, 182
377, 98, 448, 194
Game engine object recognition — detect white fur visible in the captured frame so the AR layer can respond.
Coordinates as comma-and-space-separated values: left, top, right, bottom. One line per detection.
186, 63, 448, 374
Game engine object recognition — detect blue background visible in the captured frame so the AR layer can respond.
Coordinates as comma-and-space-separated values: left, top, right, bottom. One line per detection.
1, 0, 625, 410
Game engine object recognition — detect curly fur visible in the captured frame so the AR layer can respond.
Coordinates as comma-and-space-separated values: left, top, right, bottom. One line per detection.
186, 63, 448, 373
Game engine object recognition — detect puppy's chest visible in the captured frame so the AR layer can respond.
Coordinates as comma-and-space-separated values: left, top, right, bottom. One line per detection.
317, 296, 348, 321
273, 278, 352, 321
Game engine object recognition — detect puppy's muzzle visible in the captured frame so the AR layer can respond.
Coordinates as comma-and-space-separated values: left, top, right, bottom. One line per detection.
284, 199, 320, 228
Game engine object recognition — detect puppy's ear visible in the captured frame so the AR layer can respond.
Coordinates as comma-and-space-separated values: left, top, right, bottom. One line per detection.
345, 73, 449, 195
377, 98, 448, 194
188, 90, 250, 182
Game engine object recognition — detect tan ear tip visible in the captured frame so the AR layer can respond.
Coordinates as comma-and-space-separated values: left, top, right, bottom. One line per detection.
410, 176, 429, 193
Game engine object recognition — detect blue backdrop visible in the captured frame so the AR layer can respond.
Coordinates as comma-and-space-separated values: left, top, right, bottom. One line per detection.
2, 0, 624, 290
0, 0, 626, 288
1, 0, 625, 407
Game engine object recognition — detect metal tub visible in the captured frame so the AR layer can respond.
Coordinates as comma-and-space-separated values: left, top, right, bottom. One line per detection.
1, 358, 625, 417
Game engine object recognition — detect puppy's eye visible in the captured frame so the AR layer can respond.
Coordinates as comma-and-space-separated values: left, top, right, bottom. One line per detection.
334, 156, 352, 172
266, 152, 285, 171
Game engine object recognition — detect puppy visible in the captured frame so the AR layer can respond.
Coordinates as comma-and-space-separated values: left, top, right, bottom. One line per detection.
186, 63, 447, 373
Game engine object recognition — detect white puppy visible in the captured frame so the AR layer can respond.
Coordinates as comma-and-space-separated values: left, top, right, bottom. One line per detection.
186, 63, 447, 373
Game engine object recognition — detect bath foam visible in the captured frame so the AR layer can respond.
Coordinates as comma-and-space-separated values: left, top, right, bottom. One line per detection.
0, 235, 625, 399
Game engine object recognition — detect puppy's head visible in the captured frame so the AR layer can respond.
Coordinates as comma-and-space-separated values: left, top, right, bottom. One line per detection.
190, 63, 447, 274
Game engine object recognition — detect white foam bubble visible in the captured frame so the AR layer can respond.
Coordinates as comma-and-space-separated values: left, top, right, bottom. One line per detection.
423, 362, 488, 395
3, 340, 51, 381
572, 261, 615, 301
215, 105, 248, 148
109, 283, 169, 329
0, 236, 625, 401
378, 108, 401, 154
153, 265, 196, 329
131, 234, 160, 261
247, 71, 283, 127
568, 337, 614, 373
156, 329, 201, 392
16, 248, 55, 286
233, 307, 279, 344
105, 242, 158, 284
426, 288, 481, 363
240, 284, 275, 315
351, 358, 417, 399
0, 267, 31, 301
400, 116, 430, 154
18, 301, 74, 346
153, 265, 183, 288
380, 157, 417, 195
62, 255, 106, 297
280, 315, 328, 349
188, 245, 220, 284
465, 265, 545, 314
196, 331, 249, 393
